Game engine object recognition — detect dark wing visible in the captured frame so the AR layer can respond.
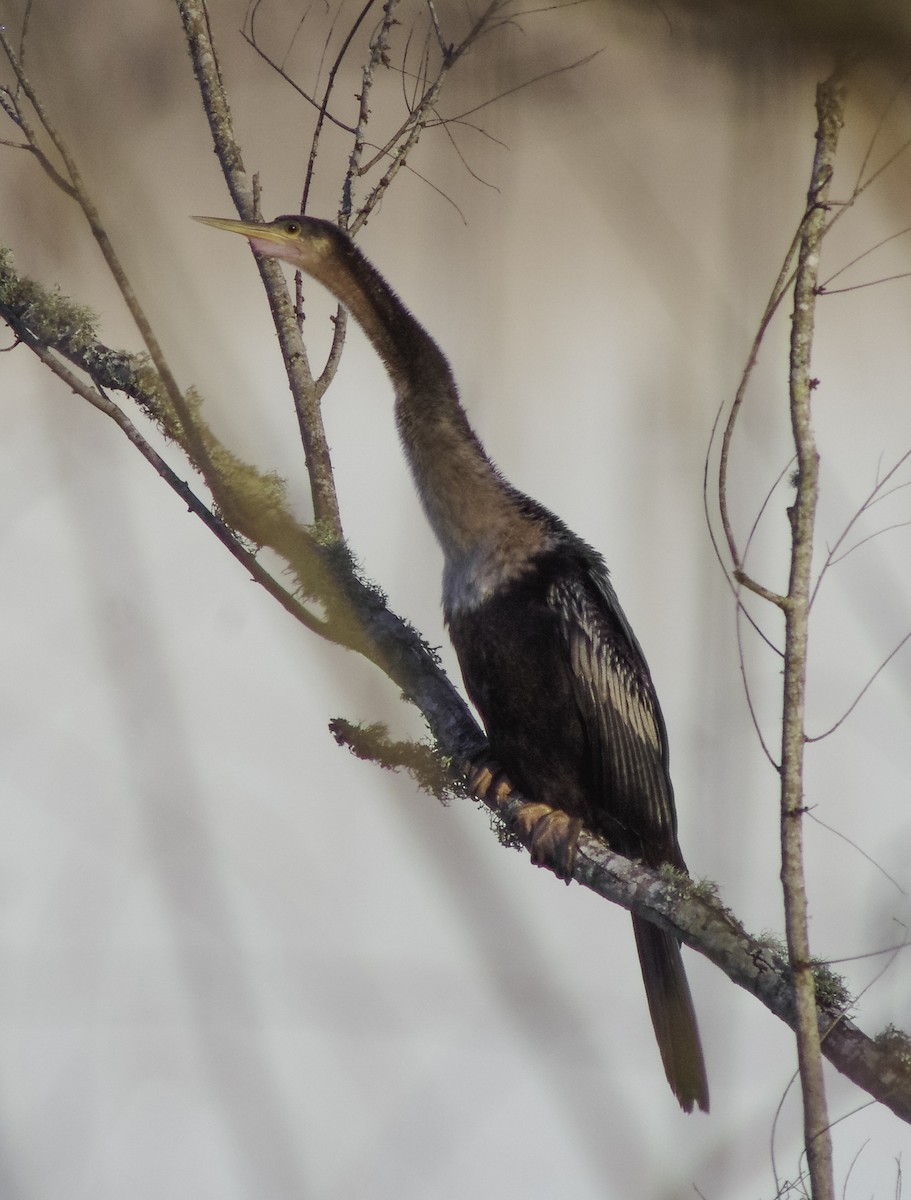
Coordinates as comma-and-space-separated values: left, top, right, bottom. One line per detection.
548, 566, 683, 868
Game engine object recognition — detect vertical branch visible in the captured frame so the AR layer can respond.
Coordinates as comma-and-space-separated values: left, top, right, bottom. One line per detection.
315, 0, 401, 396
0, 23, 220, 487
176, 0, 344, 539
339, 0, 400, 225
715, 231, 799, 599
782, 71, 847, 1200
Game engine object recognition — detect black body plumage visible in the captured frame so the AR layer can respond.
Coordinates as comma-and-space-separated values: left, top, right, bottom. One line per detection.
448, 530, 680, 865
200, 213, 709, 1113
448, 519, 709, 1113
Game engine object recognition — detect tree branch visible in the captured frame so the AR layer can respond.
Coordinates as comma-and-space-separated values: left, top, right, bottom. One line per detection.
468, 768, 911, 1128
4, 242, 911, 1130
3, 248, 907, 1128
5, 8, 910, 1164
175, 0, 344, 538
780, 67, 848, 1200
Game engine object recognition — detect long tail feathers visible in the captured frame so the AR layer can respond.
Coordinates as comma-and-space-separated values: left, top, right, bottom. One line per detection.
632, 915, 709, 1113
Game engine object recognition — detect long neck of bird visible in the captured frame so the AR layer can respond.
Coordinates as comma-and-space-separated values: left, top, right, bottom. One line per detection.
314, 240, 549, 591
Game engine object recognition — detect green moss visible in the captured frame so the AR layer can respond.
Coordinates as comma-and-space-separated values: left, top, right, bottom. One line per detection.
810, 958, 852, 1011
328, 717, 454, 800
757, 930, 790, 962
756, 930, 852, 1009
874, 1024, 911, 1067
657, 862, 720, 906
0, 247, 98, 352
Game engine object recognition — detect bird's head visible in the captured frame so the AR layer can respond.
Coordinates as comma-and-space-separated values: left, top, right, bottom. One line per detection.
193, 213, 344, 275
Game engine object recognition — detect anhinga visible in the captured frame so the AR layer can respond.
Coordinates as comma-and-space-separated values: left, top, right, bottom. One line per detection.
196, 213, 710, 1113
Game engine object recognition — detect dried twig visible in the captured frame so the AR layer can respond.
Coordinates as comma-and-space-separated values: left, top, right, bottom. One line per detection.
177, 0, 344, 537
779, 69, 848, 1200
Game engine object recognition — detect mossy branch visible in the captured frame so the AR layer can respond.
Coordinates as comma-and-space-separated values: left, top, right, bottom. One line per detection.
0, 245, 481, 751
5, 240, 911, 1125
4, 8, 910, 1146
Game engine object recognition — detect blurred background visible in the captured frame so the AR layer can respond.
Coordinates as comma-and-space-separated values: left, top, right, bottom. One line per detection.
2, 1, 911, 1196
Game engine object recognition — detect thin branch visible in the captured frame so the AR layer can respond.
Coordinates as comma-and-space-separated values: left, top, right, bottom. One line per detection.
828, 517, 911, 567
733, 604, 781, 769
436, 46, 603, 124
339, 0, 401, 223
780, 69, 847, 1200
0, 244, 488, 764
811, 448, 911, 608
239, 25, 358, 135
0, 24, 213, 482
425, 0, 448, 56
850, 70, 911, 197
807, 813, 908, 899
355, 139, 471, 226
304, 0, 382, 218
825, 940, 911, 966
466, 767, 911, 1127
726, 459, 791, 767
345, 2, 472, 230
176, 0, 344, 538
818, 224, 911, 291
818, 270, 911, 295
0, 101, 78, 198
807, 629, 911, 742
850, 133, 911, 208
711, 223, 800, 601
738, 456, 795, 652
20, 339, 332, 641
298, 0, 389, 352
435, 113, 501, 191
815, 92, 911, 249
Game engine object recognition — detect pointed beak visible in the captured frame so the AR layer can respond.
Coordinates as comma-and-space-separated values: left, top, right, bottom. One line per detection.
193, 215, 291, 247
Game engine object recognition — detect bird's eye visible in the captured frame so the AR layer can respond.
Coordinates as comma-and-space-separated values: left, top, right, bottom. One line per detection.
284, 220, 300, 234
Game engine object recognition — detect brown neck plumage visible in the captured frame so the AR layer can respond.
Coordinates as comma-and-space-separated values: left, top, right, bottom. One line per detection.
311, 237, 552, 609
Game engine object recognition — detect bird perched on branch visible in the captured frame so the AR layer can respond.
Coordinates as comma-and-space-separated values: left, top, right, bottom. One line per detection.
196, 212, 709, 1113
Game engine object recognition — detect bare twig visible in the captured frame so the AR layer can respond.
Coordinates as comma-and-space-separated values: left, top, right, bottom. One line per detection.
176, 0, 344, 538
0, 24, 214, 482
780, 69, 847, 1200
818, 270, 911, 295
807, 813, 908, 899
240, 16, 358, 136
733, 607, 781, 769
339, 0, 399, 223
850, 70, 911, 197
711, 223, 800, 603
827, 517, 911, 566
818, 224, 911, 292
20, 337, 332, 640
810, 448, 911, 607
313, 0, 402, 395
436, 46, 603, 124
807, 629, 911, 742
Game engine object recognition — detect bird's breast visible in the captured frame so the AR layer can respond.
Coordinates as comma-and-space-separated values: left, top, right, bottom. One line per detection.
441, 524, 557, 619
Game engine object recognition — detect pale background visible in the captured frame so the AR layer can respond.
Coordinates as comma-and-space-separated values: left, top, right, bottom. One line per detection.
2, 2, 911, 1197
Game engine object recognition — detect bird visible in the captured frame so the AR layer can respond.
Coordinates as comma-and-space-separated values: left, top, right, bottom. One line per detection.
195, 212, 710, 1113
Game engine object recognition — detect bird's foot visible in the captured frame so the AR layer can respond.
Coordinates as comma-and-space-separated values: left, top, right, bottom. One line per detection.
465, 758, 514, 804
465, 759, 582, 883
513, 803, 583, 884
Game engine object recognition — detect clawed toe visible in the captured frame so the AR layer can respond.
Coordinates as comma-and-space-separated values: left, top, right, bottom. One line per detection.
514, 803, 583, 883
466, 758, 513, 804
465, 762, 582, 883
